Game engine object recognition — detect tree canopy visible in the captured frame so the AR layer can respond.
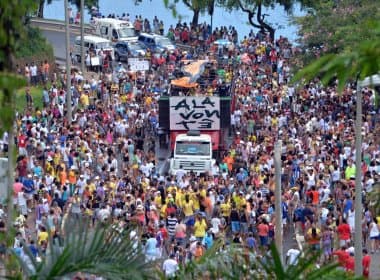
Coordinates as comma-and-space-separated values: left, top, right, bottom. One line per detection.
163, 0, 215, 26
216, 0, 313, 41
293, 0, 380, 66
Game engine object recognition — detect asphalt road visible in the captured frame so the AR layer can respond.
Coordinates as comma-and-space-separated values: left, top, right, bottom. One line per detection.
42, 29, 76, 61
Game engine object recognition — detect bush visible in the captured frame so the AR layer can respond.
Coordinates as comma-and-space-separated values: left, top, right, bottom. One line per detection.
15, 26, 56, 73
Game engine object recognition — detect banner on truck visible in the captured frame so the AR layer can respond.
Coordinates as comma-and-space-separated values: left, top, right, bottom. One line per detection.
169, 96, 220, 130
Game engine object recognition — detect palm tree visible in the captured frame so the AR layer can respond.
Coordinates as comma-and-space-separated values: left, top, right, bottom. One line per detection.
11, 217, 155, 280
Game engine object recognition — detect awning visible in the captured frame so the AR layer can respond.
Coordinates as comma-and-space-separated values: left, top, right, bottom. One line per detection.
170, 77, 198, 88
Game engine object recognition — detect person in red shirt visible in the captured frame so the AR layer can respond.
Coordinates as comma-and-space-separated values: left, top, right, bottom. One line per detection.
13, 177, 24, 206
362, 248, 371, 278
333, 245, 349, 268
337, 218, 351, 247
310, 186, 319, 206
17, 133, 27, 156
345, 252, 355, 273
257, 218, 269, 247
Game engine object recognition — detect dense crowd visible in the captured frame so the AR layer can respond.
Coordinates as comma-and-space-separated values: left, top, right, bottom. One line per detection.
0, 13, 379, 279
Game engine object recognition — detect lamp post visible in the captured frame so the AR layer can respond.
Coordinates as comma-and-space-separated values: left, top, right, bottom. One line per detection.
80, 0, 85, 74
65, 0, 72, 124
274, 140, 283, 264
354, 82, 363, 276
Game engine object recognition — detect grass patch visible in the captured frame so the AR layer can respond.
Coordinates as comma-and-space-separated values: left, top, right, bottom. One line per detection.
16, 86, 43, 113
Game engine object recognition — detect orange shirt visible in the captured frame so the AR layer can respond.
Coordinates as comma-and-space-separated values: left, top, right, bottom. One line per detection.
257, 223, 269, 237
194, 246, 204, 260
59, 170, 67, 186
203, 197, 212, 213
68, 170, 77, 184
223, 156, 234, 171
311, 190, 319, 205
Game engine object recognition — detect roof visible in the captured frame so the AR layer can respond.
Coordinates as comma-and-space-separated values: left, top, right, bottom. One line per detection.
75, 35, 111, 43
93, 18, 133, 28
175, 133, 212, 141
170, 77, 198, 88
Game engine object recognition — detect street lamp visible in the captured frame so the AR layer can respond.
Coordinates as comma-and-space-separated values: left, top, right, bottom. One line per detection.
65, 0, 72, 124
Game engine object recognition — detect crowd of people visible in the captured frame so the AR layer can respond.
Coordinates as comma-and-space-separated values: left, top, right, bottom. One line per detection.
0, 13, 379, 279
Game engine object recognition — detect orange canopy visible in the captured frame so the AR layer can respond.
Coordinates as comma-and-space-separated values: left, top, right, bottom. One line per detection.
170, 77, 198, 88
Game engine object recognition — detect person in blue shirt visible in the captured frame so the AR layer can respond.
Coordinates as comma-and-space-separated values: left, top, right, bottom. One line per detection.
28, 240, 38, 258
23, 175, 35, 211
145, 233, 158, 262
33, 163, 43, 178
245, 232, 256, 251
202, 230, 214, 250
343, 194, 353, 219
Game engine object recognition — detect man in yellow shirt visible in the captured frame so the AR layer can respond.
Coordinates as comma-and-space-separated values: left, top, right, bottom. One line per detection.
38, 227, 49, 246
193, 214, 208, 241
220, 198, 231, 224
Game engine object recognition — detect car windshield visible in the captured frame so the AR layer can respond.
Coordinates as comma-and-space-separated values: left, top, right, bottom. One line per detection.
129, 42, 142, 51
119, 27, 135, 38
156, 37, 172, 46
96, 42, 111, 49
175, 141, 210, 156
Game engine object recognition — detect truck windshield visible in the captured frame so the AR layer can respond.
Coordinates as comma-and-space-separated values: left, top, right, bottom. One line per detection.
157, 37, 172, 46
175, 141, 210, 156
119, 27, 135, 38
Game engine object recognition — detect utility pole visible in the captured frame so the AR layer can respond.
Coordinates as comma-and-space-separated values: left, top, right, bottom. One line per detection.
354, 84, 363, 276
65, 0, 72, 124
274, 140, 283, 264
80, 0, 85, 73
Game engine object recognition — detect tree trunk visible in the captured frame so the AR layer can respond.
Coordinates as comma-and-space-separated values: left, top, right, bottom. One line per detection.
256, 2, 275, 41
192, 8, 200, 27
38, 0, 45, 18
237, 0, 261, 30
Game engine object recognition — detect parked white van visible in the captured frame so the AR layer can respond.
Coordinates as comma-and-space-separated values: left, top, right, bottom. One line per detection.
72, 35, 114, 62
92, 18, 137, 42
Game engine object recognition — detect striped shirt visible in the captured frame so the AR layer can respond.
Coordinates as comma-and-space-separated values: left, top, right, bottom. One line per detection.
167, 217, 178, 237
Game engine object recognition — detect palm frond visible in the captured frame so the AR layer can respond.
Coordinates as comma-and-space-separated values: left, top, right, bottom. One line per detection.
13, 216, 155, 280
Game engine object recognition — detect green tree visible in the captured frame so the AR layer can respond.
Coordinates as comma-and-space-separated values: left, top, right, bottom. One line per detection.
216, 0, 312, 41
12, 218, 155, 279
163, 0, 215, 26
0, 0, 36, 276
292, 22, 380, 92
37, 0, 54, 18
293, 0, 380, 66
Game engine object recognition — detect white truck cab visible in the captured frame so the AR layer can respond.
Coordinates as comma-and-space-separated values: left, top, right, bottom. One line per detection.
72, 35, 114, 62
169, 131, 215, 175
93, 18, 137, 42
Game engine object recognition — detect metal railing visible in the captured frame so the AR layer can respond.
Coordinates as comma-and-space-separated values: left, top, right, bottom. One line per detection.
29, 18, 95, 34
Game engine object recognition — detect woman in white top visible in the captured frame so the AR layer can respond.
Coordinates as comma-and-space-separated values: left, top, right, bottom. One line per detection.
369, 217, 380, 253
